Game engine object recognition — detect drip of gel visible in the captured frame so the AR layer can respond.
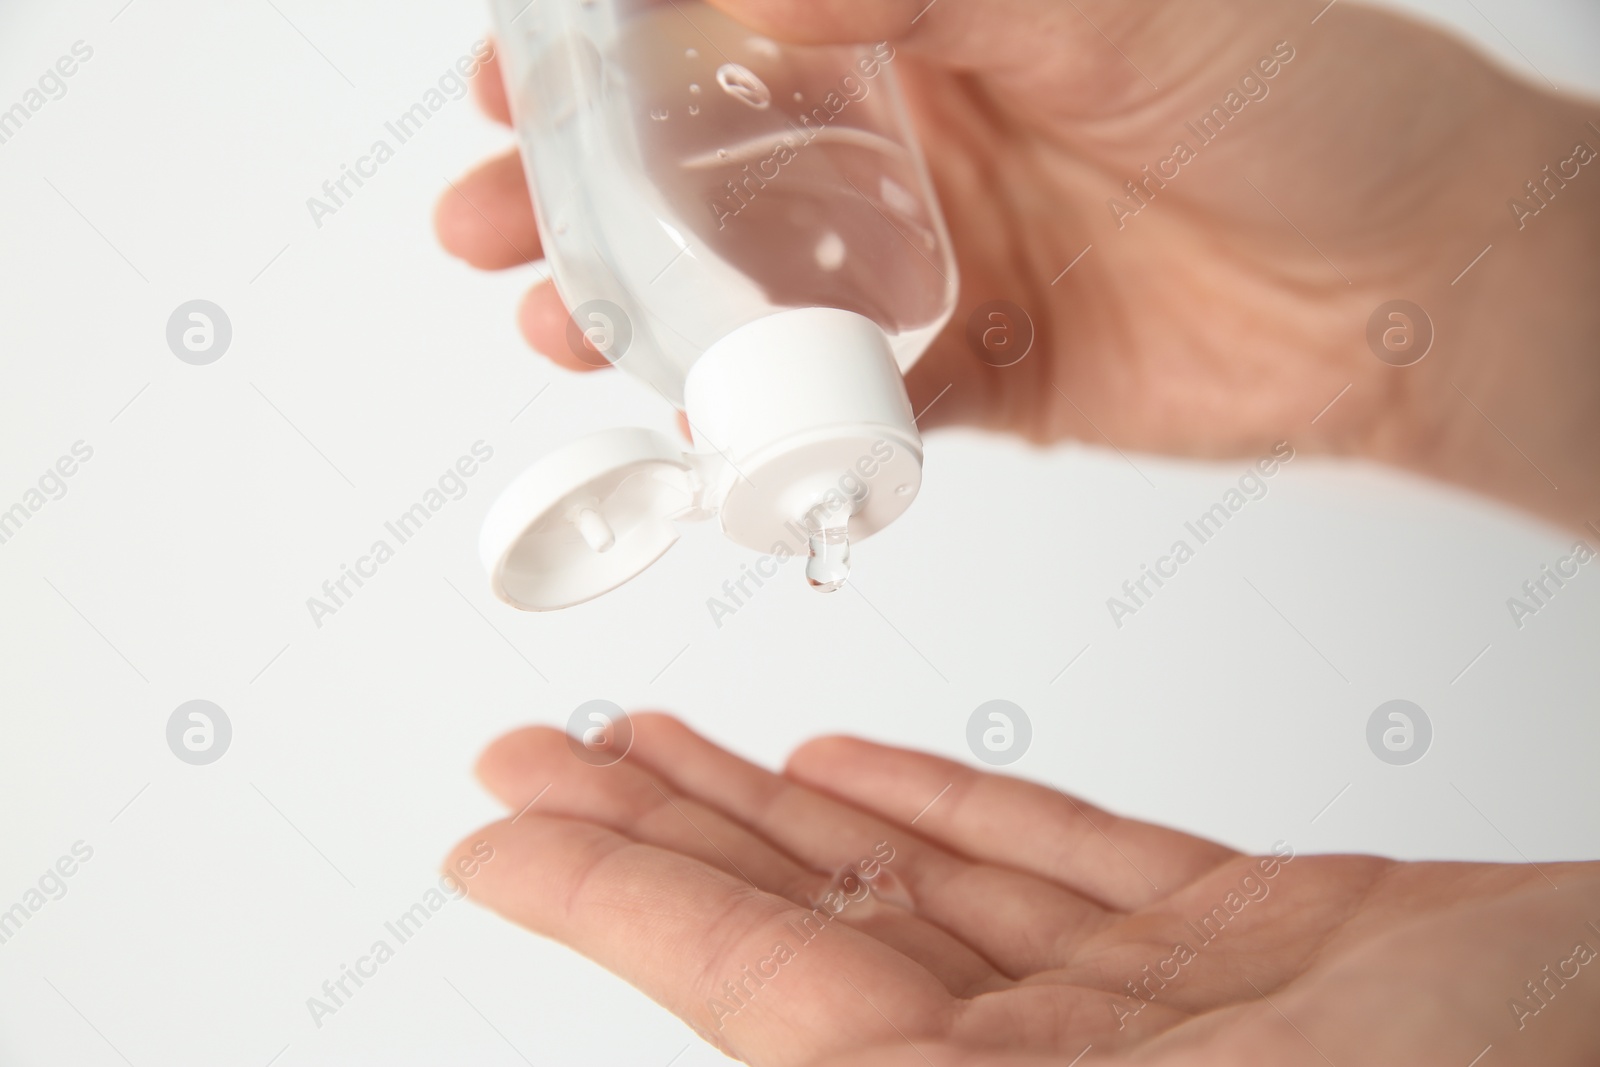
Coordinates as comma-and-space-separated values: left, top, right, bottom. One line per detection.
804, 505, 850, 592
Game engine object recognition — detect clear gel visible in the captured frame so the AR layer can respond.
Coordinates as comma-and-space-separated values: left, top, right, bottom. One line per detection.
804, 505, 851, 593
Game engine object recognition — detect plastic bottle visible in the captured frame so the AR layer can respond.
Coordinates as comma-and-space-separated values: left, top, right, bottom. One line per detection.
480, 0, 958, 610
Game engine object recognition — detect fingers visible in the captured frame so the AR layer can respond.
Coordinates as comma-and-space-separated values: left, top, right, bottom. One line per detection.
433, 143, 610, 375
703, 0, 1143, 102
623, 714, 1111, 977
786, 737, 1237, 910
435, 149, 541, 269
475, 723, 1006, 996
515, 281, 611, 373
813, 1045, 1081, 1067
471, 44, 511, 126
702, 0, 1066, 58
700, 0, 924, 44
703, 0, 1310, 124
438, 45, 540, 273
446, 812, 955, 1061
477, 725, 834, 906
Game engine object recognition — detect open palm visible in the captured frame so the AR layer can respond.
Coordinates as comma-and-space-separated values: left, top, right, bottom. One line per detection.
450, 714, 1600, 1066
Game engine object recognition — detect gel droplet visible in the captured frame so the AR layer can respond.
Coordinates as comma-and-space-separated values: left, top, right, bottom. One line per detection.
716, 63, 771, 110
689, 83, 701, 95
809, 863, 915, 914
688, 104, 700, 115
804, 506, 850, 592
685, 47, 699, 59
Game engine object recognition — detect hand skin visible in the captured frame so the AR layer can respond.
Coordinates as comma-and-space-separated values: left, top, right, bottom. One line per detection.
436, 0, 1600, 529
437, 3, 1600, 1064
448, 714, 1600, 1067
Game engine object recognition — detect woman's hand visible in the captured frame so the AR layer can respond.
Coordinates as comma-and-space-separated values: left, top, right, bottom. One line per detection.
437, 0, 1599, 525
448, 714, 1600, 1065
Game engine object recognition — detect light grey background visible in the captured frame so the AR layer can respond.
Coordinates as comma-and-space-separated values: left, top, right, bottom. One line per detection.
1, 1, 1596, 1064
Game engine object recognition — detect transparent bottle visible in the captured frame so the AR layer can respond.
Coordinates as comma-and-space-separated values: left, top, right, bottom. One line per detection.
480, 0, 958, 611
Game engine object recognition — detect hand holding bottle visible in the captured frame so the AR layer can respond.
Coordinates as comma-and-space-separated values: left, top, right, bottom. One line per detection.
438, 0, 1600, 527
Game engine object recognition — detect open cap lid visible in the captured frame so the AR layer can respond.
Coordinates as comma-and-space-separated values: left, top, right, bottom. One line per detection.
480, 427, 709, 610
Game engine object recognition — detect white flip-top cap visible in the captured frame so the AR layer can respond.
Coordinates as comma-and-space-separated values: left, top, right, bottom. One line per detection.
482, 308, 923, 610
480, 427, 710, 610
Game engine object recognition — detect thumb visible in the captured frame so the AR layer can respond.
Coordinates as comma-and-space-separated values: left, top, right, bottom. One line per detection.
700, 0, 922, 44
700, 1, 1302, 117
700, 0, 1084, 70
